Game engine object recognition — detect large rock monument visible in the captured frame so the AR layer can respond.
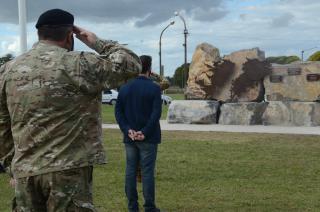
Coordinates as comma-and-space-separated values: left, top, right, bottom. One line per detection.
168, 42, 320, 126
185, 43, 221, 100
185, 43, 271, 102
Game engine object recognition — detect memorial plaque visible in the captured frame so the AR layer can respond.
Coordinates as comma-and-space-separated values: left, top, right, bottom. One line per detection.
287, 67, 301, 76
306, 74, 320, 82
269, 75, 283, 83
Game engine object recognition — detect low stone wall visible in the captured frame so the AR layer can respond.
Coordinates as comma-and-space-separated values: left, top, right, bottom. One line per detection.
167, 100, 220, 124
168, 100, 320, 126
219, 102, 268, 125
262, 101, 320, 126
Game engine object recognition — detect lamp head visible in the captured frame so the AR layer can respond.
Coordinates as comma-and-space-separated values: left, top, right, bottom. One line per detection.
174, 11, 179, 16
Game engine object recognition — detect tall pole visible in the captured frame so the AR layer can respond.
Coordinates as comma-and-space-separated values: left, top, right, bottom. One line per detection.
18, 0, 27, 54
184, 29, 187, 88
301, 46, 318, 62
159, 21, 175, 77
175, 12, 188, 88
159, 37, 162, 76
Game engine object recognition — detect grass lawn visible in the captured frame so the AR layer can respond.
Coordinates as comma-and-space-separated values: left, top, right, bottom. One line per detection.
164, 93, 185, 100
1, 130, 320, 211
102, 93, 184, 124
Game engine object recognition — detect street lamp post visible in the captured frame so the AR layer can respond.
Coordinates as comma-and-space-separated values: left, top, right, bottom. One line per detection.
18, 0, 27, 54
301, 46, 318, 62
174, 11, 188, 88
159, 21, 175, 77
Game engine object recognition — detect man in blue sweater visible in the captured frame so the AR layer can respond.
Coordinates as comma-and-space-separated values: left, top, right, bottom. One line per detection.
115, 55, 162, 212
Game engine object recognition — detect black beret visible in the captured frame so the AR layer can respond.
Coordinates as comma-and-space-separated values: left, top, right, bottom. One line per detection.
36, 9, 74, 29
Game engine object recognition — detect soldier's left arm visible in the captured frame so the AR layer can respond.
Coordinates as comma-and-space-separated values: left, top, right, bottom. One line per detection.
0, 64, 14, 175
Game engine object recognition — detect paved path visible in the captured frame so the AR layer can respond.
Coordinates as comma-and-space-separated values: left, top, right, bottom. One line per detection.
103, 120, 320, 136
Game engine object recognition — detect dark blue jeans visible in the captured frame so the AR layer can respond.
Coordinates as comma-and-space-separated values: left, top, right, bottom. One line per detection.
125, 142, 158, 212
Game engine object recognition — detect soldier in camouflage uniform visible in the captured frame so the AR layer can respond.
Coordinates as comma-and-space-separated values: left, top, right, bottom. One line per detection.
0, 9, 141, 211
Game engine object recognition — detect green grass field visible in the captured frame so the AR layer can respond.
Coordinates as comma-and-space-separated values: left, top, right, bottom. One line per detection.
1, 130, 320, 211
102, 93, 184, 124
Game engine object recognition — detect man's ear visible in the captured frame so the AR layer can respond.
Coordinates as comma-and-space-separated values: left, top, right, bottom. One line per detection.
67, 31, 73, 42
66, 31, 74, 51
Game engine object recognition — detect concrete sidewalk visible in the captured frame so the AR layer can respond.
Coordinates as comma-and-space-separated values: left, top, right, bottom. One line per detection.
103, 120, 320, 136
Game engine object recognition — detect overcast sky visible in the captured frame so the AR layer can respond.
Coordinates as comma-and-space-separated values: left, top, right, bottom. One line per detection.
0, 0, 319, 76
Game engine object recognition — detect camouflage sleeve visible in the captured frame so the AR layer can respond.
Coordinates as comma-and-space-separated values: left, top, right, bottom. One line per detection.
77, 38, 141, 93
0, 64, 14, 176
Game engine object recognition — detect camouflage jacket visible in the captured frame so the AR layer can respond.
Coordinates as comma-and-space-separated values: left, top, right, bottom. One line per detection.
0, 38, 141, 178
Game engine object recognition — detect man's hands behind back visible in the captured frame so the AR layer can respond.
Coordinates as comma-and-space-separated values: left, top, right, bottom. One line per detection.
128, 129, 145, 141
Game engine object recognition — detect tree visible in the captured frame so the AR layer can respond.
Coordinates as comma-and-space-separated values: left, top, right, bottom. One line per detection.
0, 54, 14, 67
308, 51, 320, 61
266, 55, 300, 64
166, 76, 174, 85
172, 63, 190, 88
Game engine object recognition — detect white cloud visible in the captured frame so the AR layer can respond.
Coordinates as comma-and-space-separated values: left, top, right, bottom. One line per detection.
243, 6, 257, 11
0, 35, 19, 56
7, 38, 19, 52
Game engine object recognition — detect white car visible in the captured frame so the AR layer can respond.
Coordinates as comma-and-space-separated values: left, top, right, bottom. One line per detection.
102, 89, 118, 105
102, 90, 171, 105
162, 94, 172, 105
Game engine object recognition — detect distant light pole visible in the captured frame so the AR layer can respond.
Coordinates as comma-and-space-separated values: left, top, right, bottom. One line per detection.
301, 46, 318, 62
18, 0, 27, 54
159, 21, 175, 77
174, 11, 188, 88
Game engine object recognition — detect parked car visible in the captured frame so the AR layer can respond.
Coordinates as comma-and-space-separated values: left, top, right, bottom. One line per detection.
102, 89, 171, 106
102, 89, 118, 105
162, 94, 172, 105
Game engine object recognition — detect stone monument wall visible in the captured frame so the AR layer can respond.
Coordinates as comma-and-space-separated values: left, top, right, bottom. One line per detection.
168, 42, 320, 126
264, 62, 320, 101
186, 43, 271, 102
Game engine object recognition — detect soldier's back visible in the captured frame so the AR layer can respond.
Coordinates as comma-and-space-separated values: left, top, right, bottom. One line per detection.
3, 41, 106, 178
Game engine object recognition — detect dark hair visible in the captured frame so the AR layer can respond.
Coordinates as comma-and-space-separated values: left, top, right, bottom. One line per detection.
38, 26, 73, 41
139, 55, 152, 74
